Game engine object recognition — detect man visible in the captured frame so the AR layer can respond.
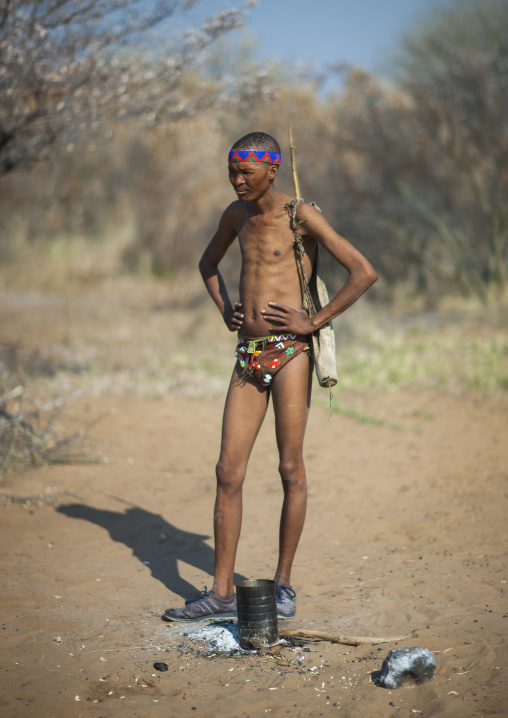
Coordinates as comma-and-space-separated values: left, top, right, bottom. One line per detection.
163, 131, 377, 621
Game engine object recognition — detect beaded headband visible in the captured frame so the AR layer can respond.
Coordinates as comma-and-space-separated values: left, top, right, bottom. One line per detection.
228, 149, 281, 166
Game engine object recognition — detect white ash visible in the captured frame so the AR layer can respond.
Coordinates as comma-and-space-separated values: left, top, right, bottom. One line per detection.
185, 621, 256, 654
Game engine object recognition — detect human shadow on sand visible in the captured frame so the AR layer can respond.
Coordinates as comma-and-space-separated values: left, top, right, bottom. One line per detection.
57, 503, 247, 599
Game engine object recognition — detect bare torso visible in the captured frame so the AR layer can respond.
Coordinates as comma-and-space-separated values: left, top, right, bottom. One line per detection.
233, 193, 316, 337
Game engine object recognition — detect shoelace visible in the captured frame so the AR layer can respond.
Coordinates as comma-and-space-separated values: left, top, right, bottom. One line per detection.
275, 584, 296, 602
185, 587, 211, 605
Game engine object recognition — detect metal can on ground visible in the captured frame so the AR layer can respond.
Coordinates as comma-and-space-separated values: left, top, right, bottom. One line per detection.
236, 579, 278, 650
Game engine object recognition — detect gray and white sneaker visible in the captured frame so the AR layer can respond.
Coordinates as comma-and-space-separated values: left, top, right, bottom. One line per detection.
163, 587, 237, 622
275, 583, 296, 619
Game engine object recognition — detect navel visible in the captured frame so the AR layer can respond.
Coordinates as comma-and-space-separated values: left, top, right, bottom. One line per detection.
273, 250, 281, 257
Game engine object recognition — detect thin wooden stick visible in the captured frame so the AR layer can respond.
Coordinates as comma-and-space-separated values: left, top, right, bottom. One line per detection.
39, 390, 86, 413
288, 121, 301, 198
0, 386, 24, 406
278, 628, 416, 647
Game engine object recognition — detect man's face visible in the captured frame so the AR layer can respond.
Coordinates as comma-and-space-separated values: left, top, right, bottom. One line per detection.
228, 161, 277, 201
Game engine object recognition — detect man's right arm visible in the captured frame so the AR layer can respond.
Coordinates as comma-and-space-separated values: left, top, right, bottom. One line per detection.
198, 204, 244, 332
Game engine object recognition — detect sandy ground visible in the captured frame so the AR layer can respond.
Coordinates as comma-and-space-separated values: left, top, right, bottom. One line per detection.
0, 279, 507, 717
1, 384, 507, 718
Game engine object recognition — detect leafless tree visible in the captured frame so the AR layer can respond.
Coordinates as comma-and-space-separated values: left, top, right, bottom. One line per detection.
0, 0, 258, 174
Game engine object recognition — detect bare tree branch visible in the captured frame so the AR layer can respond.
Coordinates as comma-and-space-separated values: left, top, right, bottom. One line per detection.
0, 0, 260, 173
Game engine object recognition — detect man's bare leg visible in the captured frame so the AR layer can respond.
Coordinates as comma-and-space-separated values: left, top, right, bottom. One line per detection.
271, 351, 313, 588
162, 365, 268, 622
212, 364, 270, 599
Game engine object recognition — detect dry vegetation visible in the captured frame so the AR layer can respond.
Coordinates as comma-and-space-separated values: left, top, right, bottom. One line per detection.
1, 0, 507, 474
1, 237, 506, 424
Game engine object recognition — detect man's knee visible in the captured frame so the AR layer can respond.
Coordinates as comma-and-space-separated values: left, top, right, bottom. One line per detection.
216, 458, 244, 492
278, 457, 306, 490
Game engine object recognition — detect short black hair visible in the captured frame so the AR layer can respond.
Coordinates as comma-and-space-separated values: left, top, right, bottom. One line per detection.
231, 132, 281, 156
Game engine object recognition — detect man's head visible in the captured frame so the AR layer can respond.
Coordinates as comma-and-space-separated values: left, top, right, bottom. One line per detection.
228, 132, 281, 201
229, 132, 281, 167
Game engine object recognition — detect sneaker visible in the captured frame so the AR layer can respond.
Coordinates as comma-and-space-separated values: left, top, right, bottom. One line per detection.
162, 587, 237, 623
275, 583, 296, 619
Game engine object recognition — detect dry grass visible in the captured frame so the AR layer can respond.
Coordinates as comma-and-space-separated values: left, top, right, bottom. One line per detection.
334, 299, 508, 395
1, 237, 507, 416
1, 240, 507, 476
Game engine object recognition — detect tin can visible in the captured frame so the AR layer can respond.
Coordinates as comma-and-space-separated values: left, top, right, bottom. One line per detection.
236, 579, 278, 650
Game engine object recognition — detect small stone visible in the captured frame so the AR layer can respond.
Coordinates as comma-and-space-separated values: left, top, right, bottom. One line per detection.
153, 661, 169, 672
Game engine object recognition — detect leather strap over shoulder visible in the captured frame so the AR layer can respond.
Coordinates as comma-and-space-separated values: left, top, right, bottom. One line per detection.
284, 196, 321, 255
284, 197, 318, 316
285, 197, 313, 314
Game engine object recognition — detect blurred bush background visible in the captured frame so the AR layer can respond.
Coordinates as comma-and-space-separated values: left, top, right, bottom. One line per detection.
1, 0, 507, 303
0, 0, 507, 408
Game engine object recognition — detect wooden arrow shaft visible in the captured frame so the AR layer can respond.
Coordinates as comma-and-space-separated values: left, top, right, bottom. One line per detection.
289, 121, 301, 198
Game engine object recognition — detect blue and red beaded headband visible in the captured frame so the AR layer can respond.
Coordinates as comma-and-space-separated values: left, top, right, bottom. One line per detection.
228, 150, 281, 166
